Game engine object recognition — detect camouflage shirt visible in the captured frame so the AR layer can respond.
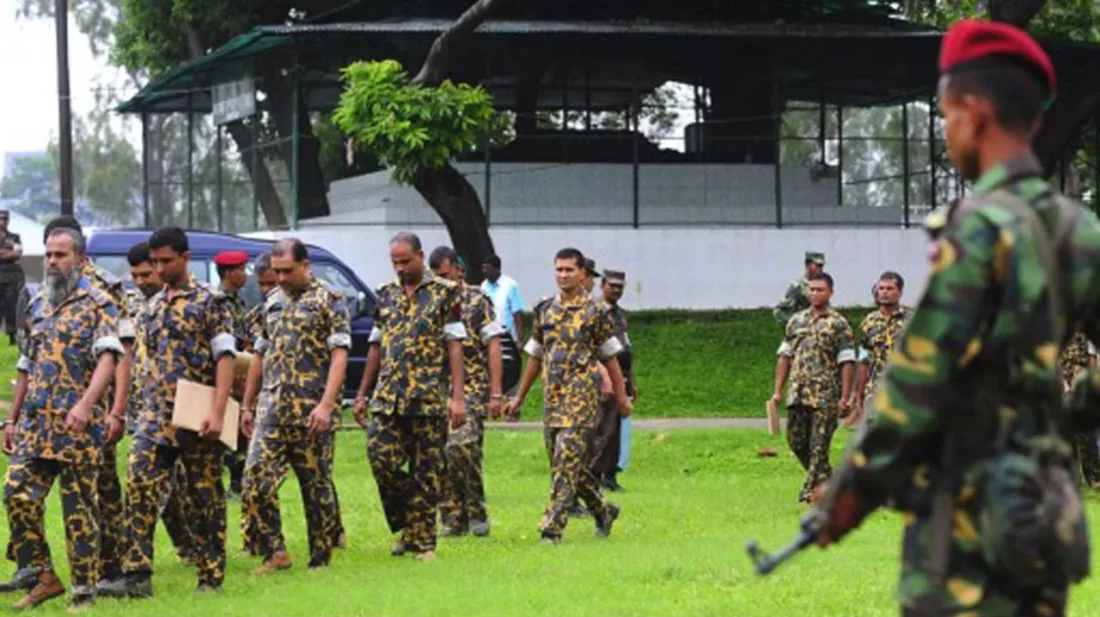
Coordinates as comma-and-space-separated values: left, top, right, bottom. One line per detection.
15, 276, 123, 466
1058, 331, 1090, 376
456, 282, 505, 415
123, 287, 150, 428
858, 306, 911, 399
135, 274, 237, 446
222, 288, 248, 345
82, 261, 133, 342
256, 278, 351, 428
607, 302, 635, 397
773, 277, 810, 326
849, 156, 1100, 614
525, 290, 623, 429
368, 272, 467, 417
778, 306, 856, 409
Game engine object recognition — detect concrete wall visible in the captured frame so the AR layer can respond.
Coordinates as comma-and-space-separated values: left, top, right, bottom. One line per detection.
248, 225, 932, 311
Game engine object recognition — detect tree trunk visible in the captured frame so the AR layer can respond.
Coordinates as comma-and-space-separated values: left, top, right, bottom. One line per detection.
413, 165, 494, 284
182, 24, 288, 229
263, 63, 331, 221
401, 0, 516, 284
1034, 89, 1100, 176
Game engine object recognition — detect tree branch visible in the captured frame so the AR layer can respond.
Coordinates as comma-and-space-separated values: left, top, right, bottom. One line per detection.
410, 0, 513, 87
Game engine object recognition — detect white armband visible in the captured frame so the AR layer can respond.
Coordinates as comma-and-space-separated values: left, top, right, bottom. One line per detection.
118, 318, 135, 341
211, 333, 238, 359
93, 335, 125, 358
15, 355, 30, 373
523, 338, 543, 359
368, 326, 382, 344
598, 337, 624, 360
443, 321, 468, 341
837, 348, 856, 364
479, 321, 506, 345
777, 341, 793, 357
327, 332, 352, 350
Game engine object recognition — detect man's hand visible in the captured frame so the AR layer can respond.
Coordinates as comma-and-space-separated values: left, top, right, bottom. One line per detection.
838, 397, 852, 419
65, 401, 92, 434
199, 408, 224, 439
842, 398, 863, 429
770, 392, 782, 405
617, 396, 634, 417
308, 403, 333, 436
502, 399, 521, 421
488, 395, 503, 419
353, 397, 369, 429
449, 397, 467, 429
241, 409, 254, 439
3, 422, 16, 454
815, 485, 873, 548
106, 415, 125, 445
600, 380, 614, 400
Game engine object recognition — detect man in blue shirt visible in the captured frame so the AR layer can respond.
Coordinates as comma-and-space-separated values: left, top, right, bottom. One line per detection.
481, 255, 525, 409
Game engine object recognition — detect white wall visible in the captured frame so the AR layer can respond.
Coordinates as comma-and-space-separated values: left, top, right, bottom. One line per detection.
249, 225, 932, 311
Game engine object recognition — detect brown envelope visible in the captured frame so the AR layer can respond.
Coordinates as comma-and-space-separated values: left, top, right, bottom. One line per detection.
171, 379, 240, 449
765, 399, 781, 436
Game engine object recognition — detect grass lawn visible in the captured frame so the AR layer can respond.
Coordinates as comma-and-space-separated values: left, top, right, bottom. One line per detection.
3, 428, 1100, 617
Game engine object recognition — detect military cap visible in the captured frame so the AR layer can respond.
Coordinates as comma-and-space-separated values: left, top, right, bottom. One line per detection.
585, 258, 600, 278
603, 269, 626, 285
213, 250, 249, 267
939, 19, 1056, 98
805, 251, 825, 265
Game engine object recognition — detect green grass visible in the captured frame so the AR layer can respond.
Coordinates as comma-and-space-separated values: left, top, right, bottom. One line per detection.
515, 308, 871, 420
6, 428, 1100, 617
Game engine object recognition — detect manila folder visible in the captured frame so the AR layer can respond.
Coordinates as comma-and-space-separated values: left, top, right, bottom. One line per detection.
171, 379, 240, 450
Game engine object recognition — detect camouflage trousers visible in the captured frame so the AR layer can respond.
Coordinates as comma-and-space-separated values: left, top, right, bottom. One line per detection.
97, 445, 126, 581
587, 398, 622, 479
440, 415, 487, 531
161, 459, 196, 559
367, 413, 446, 553
786, 404, 837, 502
1074, 431, 1100, 488
243, 424, 339, 562
3, 457, 99, 594
541, 425, 612, 538
123, 431, 226, 587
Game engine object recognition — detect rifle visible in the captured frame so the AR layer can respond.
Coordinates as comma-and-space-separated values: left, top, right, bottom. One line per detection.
745, 508, 826, 575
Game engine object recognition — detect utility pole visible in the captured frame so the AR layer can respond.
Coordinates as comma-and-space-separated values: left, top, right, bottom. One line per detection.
55, 0, 74, 216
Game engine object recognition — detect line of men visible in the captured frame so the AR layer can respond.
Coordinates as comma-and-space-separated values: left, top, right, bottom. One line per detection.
771, 247, 1100, 505
0, 222, 638, 607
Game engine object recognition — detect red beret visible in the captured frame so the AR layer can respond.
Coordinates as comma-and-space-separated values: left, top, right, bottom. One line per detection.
939, 19, 1056, 96
213, 250, 249, 267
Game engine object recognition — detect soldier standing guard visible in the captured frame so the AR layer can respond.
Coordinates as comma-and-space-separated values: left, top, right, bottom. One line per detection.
1058, 332, 1100, 489
3, 227, 122, 610
240, 239, 349, 574
0, 210, 24, 345
429, 247, 505, 539
114, 227, 237, 597
814, 21, 1095, 616
773, 251, 825, 327
352, 232, 467, 562
769, 272, 856, 503
505, 248, 632, 544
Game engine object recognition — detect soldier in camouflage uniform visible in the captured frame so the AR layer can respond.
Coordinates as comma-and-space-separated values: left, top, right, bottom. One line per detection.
0, 210, 24, 345
814, 21, 1095, 616
1057, 332, 1100, 488
240, 239, 349, 573
773, 251, 825, 326
113, 228, 237, 597
590, 269, 636, 492
429, 247, 505, 538
770, 272, 856, 503
505, 248, 632, 544
851, 271, 910, 431
353, 232, 467, 561
3, 227, 123, 610
215, 250, 250, 498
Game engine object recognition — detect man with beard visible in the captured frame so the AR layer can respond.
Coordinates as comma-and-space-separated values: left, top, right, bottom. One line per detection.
429, 247, 504, 539
3, 227, 122, 610
0, 210, 24, 345
769, 272, 856, 503
849, 271, 909, 432
353, 232, 466, 562
114, 227, 236, 597
505, 248, 631, 544
241, 239, 349, 573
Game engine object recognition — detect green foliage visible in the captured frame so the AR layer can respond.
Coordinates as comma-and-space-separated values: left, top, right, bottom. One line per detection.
333, 60, 513, 184
899, 0, 1100, 41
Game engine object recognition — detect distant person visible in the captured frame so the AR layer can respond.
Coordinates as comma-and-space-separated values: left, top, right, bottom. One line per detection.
773, 251, 825, 327
851, 271, 910, 430
0, 210, 23, 345
589, 269, 636, 491
481, 254, 525, 407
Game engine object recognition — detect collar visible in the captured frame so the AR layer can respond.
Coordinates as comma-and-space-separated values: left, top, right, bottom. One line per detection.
971, 153, 1043, 196
554, 288, 591, 308
166, 274, 199, 299
396, 270, 435, 290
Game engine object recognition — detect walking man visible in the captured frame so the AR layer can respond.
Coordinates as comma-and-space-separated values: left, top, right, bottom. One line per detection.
353, 232, 466, 561
851, 271, 909, 431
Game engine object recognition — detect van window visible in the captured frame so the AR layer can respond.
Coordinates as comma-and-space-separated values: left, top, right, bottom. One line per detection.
314, 262, 372, 316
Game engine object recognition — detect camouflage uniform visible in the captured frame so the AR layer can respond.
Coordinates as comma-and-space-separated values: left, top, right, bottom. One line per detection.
367, 273, 466, 554
439, 283, 504, 534
122, 274, 237, 589
1058, 332, 1100, 487
773, 252, 825, 326
525, 290, 624, 539
778, 306, 856, 502
243, 279, 350, 565
223, 288, 249, 495
589, 299, 634, 480
4, 275, 122, 596
836, 156, 1096, 616
856, 306, 910, 430
0, 229, 23, 340
239, 301, 269, 556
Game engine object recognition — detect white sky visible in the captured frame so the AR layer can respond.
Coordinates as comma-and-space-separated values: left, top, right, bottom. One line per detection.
0, 0, 119, 167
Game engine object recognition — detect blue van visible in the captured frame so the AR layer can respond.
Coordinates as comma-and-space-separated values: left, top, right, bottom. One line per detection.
84, 228, 376, 400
